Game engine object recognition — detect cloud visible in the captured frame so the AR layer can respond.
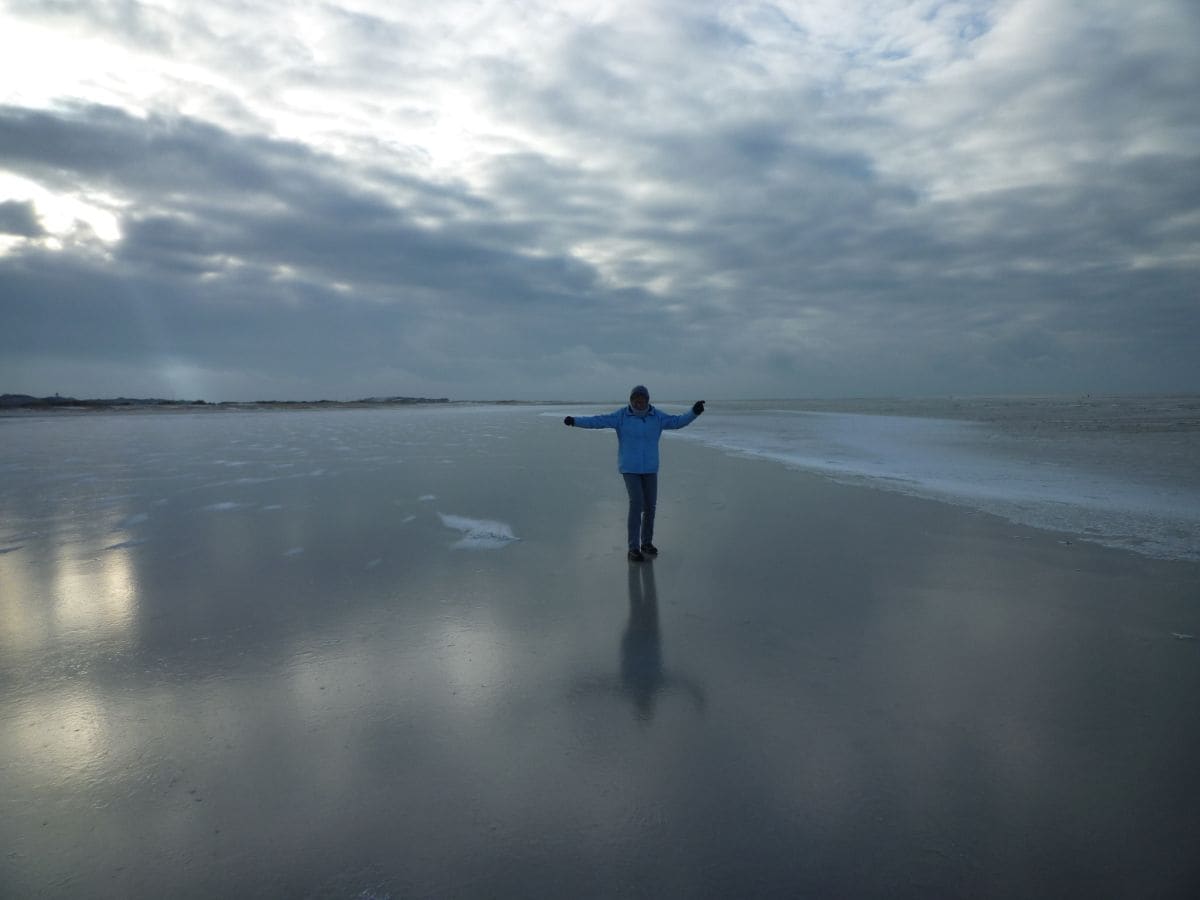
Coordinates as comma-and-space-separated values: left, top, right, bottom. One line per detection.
1, 0, 1197, 399
0, 199, 44, 237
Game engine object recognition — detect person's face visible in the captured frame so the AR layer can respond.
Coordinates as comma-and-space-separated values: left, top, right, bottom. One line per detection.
631, 395, 648, 411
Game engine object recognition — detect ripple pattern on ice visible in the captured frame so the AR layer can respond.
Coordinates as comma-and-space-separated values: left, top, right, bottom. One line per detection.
104, 538, 148, 551
438, 513, 518, 549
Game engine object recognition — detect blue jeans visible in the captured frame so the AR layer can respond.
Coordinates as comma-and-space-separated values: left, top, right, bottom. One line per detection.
622, 472, 658, 550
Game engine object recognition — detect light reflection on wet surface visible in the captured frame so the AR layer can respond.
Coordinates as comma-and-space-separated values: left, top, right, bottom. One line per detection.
2, 407, 1199, 898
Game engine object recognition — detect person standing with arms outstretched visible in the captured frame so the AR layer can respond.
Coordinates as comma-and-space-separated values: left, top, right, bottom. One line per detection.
564, 385, 705, 562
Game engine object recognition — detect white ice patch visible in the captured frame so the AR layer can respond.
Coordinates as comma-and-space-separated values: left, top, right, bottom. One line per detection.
365, 557, 382, 569
283, 546, 304, 557
678, 408, 1200, 562
419, 494, 436, 502
205, 501, 250, 512
119, 513, 149, 527
438, 513, 518, 550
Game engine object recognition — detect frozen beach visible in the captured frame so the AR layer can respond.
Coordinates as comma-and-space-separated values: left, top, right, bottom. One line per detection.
2, 402, 1199, 898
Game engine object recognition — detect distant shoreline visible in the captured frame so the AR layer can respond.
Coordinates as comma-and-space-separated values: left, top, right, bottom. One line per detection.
0, 393, 454, 411
0, 393, 582, 413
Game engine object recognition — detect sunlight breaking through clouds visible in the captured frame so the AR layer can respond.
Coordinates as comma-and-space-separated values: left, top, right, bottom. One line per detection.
0, 173, 124, 251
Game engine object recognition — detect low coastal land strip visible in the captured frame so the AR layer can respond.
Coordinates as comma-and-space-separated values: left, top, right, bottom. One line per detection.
0, 393, 455, 411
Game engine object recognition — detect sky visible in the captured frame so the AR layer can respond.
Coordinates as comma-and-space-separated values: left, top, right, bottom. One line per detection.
1, 0, 1197, 402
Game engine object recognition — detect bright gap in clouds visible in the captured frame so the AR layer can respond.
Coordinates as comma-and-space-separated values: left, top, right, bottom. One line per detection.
0, 174, 124, 249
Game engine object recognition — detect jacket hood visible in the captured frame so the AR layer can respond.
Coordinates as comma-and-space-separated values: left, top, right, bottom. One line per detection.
628, 402, 652, 418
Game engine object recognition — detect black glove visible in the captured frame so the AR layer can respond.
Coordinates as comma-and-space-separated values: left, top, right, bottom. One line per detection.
692, 401, 705, 415
564, 416, 575, 426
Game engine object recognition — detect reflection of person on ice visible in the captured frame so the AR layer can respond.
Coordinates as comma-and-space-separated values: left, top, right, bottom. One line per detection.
570, 563, 706, 722
564, 385, 704, 562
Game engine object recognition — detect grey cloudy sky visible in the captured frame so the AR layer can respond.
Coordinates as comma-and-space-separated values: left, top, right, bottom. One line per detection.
1, 0, 1197, 401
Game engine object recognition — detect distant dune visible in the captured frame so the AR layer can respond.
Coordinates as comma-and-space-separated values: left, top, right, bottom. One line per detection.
0, 394, 450, 410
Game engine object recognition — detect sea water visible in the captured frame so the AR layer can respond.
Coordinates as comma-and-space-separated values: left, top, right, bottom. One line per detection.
671, 395, 1200, 562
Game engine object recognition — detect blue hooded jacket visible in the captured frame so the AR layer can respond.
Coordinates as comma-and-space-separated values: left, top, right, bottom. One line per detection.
572, 404, 698, 473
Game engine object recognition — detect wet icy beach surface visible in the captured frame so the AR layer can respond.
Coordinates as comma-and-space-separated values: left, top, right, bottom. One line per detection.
2, 406, 1199, 898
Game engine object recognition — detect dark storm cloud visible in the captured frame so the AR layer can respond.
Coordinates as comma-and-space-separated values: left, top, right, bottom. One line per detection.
0, 104, 293, 197
0, 103, 591, 301
0, 102, 670, 397
0, 200, 44, 237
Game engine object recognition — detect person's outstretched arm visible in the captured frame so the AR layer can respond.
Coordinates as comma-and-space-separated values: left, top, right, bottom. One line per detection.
564, 408, 624, 429
659, 400, 705, 430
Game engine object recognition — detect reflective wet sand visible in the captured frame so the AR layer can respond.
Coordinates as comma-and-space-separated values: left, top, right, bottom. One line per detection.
2, 407, 1198, 898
